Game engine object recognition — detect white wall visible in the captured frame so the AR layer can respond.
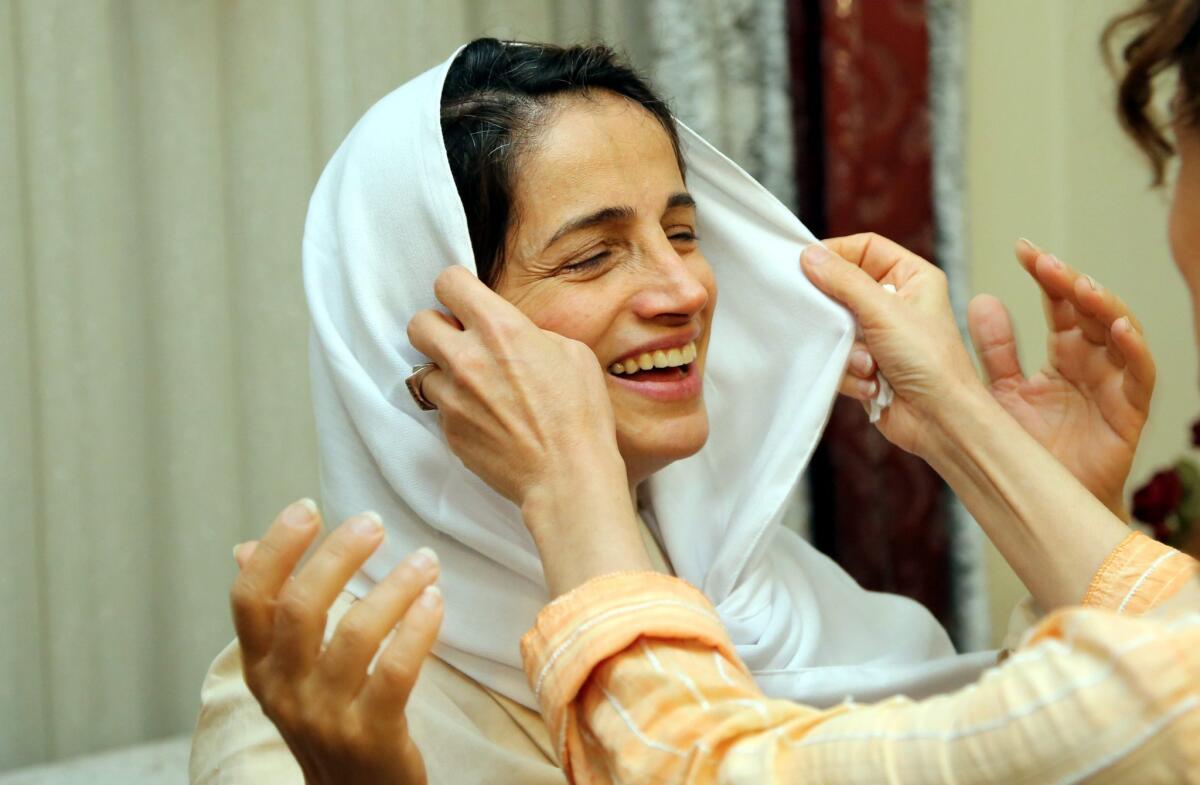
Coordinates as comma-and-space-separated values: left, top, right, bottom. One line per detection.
966, 0, 1198, 644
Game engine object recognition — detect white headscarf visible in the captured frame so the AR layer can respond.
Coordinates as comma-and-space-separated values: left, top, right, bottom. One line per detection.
303, 47, 994, 710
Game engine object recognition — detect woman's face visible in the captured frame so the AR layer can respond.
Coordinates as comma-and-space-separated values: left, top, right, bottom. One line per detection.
1169, 117, 1200, 352
493, 92, 716, 486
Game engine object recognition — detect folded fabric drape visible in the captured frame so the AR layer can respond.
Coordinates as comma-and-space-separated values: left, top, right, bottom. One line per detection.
302, 46, 994, 710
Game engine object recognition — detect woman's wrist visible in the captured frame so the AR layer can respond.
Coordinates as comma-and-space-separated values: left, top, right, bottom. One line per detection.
919, 382, 1004, 469
520, 447, 652, 597
920, 382, 1128, 609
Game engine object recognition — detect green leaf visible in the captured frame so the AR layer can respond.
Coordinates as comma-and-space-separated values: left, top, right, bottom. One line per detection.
1175, 459, 1200, 522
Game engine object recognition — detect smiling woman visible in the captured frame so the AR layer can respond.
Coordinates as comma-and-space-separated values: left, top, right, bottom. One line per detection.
489, 93, 715, 480
439, 40, 716, 480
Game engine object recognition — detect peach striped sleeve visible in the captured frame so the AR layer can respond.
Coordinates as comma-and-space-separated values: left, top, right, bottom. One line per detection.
522, 568, 1200, 784
1082, 530, 1198, 614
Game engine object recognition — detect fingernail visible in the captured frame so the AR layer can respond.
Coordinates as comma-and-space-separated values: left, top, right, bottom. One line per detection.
408, 546, 439, 572
1017, 237, 1041, 252
232, 542, 245, 560
281, 498, 317, 528
851, 350, 874, 375
858, 378, 878, 398
1048, 254, 1064, 270
352, 511, 383, 536
1085, 275, 1102, 292
418, 585, 442, 609
804, 245, 832, 266
1114, 316, 1131, 332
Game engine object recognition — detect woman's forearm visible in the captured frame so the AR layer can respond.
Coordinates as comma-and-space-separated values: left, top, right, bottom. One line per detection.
924, 384, 1130, 610
521, 447, 651, 597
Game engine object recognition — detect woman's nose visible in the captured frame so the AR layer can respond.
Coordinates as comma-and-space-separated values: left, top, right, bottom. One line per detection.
633, 246, 710, 321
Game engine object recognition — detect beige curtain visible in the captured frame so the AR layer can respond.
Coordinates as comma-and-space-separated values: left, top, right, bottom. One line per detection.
0, 0, 793, 770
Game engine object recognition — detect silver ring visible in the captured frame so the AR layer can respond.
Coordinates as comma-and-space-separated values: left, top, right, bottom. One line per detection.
405, 362, 439, 411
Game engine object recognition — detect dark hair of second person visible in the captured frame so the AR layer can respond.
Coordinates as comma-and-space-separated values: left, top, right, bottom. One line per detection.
1104, 0, 1200, 184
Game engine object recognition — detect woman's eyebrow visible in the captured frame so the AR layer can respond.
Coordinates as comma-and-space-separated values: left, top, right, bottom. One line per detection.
544, 205, 636, 250
665, 192, 696, 211
542, 193, 696, 251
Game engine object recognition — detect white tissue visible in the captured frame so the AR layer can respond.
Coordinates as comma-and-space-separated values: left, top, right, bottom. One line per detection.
867, 283, 896, 423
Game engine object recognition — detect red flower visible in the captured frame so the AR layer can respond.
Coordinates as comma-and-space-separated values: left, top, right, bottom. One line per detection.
1132, 469, 1184, 526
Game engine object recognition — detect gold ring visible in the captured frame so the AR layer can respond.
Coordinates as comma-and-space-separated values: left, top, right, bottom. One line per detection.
405, 362, 439, 411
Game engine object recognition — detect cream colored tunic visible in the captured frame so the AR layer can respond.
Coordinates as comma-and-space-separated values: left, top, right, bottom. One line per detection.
188, 526, 673, 785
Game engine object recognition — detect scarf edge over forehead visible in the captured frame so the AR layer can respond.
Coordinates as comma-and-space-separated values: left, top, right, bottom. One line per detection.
302, 46, 992, 711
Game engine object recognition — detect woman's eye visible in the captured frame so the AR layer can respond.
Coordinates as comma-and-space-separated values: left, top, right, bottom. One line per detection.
670, 231, 700, 243
562, 251, 611, 273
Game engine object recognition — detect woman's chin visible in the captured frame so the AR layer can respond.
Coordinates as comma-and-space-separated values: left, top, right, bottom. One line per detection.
615, 409, 710, 482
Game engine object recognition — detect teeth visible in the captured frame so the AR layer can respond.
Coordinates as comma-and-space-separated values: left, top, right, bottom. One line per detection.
609, 341, 697, 376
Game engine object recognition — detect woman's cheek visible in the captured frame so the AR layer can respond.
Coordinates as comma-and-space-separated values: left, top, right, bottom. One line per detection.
527, 293, 613, 349
1169, 170, 1200, 295
1171, 128, 1200, 293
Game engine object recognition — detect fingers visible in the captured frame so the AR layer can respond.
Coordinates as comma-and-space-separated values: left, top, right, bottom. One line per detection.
839, 343, 878, 399
1016, 241, 1091, 337
358, 583, 444, 720
845, 342, 876, 379
967, 294, 1025, 388
801, 244, 901, 324
432, 265, 523, 332
416, 366, 451, 411
1019, 241, 1141, 341
1022, 249, 1085, 334
1112, 316, 1156, 410
1016, 238, 1155, 408
230, 499, 321, 664
1073, 273, 1144, 334
271, 513, 385, 678
318, 547, 441, 696
407, 309, 465, 369
233, 541, 258, 570
839, 373, 878, 401
821, 233, 928, 283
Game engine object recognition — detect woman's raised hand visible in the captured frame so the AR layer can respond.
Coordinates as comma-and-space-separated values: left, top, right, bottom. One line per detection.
229, 500, 442, 785
805, 233, 985, 458
406, 266, 649, 596
406, 265, 626, 511
965, 240, 1154, 516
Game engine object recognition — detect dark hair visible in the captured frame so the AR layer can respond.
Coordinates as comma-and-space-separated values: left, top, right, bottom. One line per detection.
1103, 0, 1200, 184
440, 38, 684, 286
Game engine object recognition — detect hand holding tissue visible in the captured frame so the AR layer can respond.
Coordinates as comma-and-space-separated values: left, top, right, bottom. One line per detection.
801, 236, 984, 458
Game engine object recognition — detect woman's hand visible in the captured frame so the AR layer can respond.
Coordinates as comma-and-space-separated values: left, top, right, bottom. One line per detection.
805, 234, 1132, 609
229, 499, 443, 785
406, 266, 650, 596
965, 240, 1154, 517
406, 266, 624, 508
808, 233, 985, 458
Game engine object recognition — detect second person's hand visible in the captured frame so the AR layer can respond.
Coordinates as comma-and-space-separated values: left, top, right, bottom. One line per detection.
804, 233, 985, 459
966, 239, 1154, 518
803, 233, 1132, 609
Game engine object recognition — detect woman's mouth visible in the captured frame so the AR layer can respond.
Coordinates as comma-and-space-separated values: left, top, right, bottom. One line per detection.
606, 340, 702, 401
